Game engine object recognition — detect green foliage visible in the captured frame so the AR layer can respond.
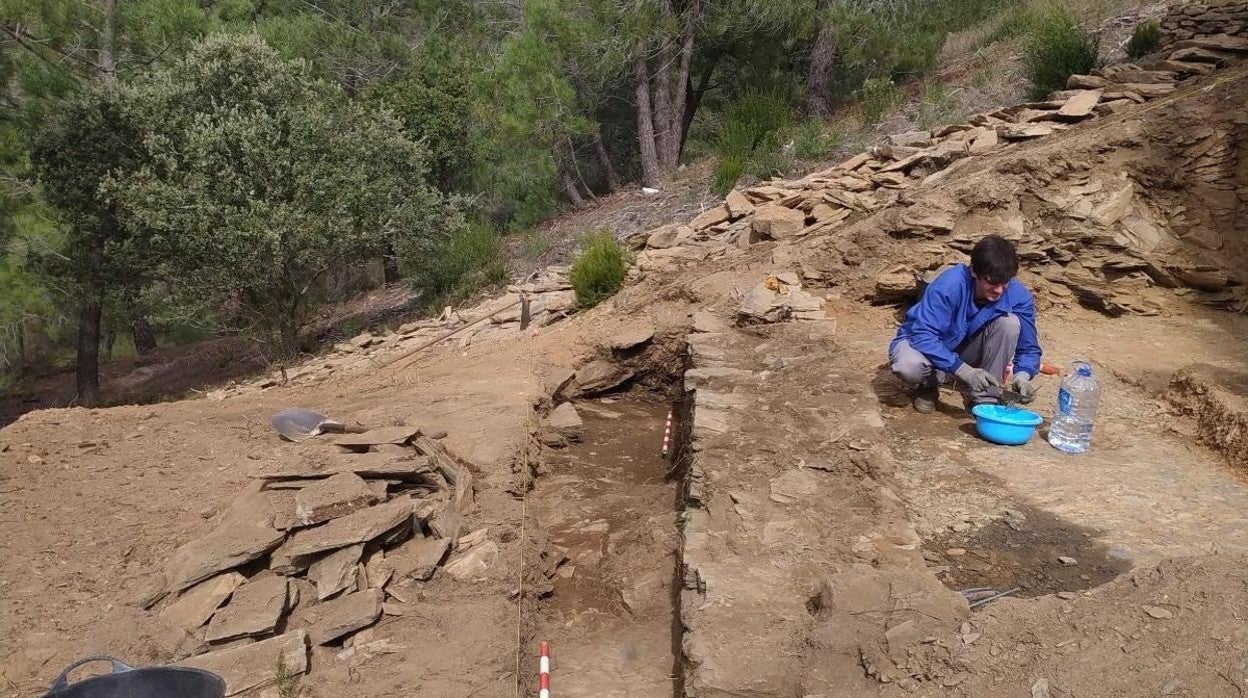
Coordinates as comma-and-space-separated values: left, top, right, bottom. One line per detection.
407, 224, 507, 301
711, 156, 746, 196
367, 56, 474, 191
858, 78, 903, 123
110, 35, 461, 353
28, 85, 150, 298
825, 0, 1021, 94
569, 230, 628, 309
1125, 19, 1161, 59
710, 88, 792, 192
275, 653, 299, 698
913, 81, 956, 129
1023, 4, 1099, 98
788, 119, 843, 161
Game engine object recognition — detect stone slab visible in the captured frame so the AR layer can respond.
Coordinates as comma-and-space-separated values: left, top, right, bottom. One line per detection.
308, 543, 364, 600
307, 589, 383, 645
165, 524, 286, 593
160, 572, 246, 631
294, 472, 378, 526
270, 498, 412, 573
180, 629, 307, 697
331, 426, 420, 448
385, 537, 452, 582
205, 575, 289, 642
250, 452, 433, 481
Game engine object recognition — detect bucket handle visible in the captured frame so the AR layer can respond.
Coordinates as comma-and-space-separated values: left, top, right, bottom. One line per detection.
49, 656, 134, 691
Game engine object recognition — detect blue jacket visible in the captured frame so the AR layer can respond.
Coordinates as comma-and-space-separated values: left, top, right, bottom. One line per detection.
890, 264, 1042, 377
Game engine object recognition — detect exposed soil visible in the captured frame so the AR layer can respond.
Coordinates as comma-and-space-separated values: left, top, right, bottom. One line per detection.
532, 396, 683, 696
4, 16, 1248, 698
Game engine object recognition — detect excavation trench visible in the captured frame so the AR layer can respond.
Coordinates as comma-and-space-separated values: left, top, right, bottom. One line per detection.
527, 357, 690, 696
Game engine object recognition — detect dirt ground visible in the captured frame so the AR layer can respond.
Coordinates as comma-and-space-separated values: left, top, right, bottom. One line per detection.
3, 18, 1248, 698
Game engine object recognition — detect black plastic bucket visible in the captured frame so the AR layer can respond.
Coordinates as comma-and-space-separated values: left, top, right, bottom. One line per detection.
44, 656, 225, 698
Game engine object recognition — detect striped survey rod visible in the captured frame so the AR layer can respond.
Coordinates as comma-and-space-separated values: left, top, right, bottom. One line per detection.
662, 408, 673, 458
539, 641, 551, 698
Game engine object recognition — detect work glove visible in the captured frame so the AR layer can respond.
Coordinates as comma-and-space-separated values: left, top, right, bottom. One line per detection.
955, 363, 1002, 394
1009, 372, 1037, 404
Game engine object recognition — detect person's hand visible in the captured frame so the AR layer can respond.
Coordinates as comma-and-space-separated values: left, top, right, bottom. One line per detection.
1009, 372, 1036, 404
955, 364, 1002, 394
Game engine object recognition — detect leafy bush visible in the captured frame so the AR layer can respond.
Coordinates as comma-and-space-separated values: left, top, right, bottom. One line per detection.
569, 230, 629, 308
1023, 5, 1099, 98
412, 224, 507, 300
712, 155, 746, 196
858, 77, 903, 123
1125, 19, 1161, 59
710, 89, 792, 192
789, 119, 843, 160
913, 81, 955, 128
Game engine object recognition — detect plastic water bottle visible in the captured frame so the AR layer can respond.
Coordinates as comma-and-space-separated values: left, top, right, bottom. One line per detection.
1047, 360, 1100, 453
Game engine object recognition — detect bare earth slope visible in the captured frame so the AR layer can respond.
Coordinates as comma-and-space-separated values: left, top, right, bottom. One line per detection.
3, 9, 1248, 698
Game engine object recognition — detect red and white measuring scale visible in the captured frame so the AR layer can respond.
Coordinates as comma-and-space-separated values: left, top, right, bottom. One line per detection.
539, 641, 551, 698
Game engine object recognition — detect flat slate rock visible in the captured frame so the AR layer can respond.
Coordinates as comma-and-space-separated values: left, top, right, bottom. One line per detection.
160, 572, 246, 631
546, 403, 584, 437
385, 537, 452, 582
444, 541, 499, 582
308, 544, 364, 600
270, 498, 413, 573
608, 326, 655, 351
294, 472, 378, 526
165, 524, 286, 593
331, 426, 420, 448
180, 629, 307, 697
206, 575, 289, 642
251, 452, 433, 481
307, 589, 383, 645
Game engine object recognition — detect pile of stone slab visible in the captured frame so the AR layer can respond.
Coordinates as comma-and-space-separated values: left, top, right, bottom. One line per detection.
627, 34, 1247, 315
144, 426, 491, 696
1161, 0, 1248, 43
737, 273, 829, 324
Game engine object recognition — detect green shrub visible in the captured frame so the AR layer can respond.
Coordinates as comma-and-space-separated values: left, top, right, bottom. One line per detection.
1125, 19, 1161, 59
1023, 4, 1099, 98
789, 119, 843, 160
413, 223, 506, 299
913, 81, 955, 129
858, 77, 903, 123
569, 230, 629, 308
710, 89, 792, 193
712, 155, 746, 196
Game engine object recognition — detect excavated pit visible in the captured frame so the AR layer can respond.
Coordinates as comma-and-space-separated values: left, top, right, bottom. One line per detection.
527, 340, 691, 696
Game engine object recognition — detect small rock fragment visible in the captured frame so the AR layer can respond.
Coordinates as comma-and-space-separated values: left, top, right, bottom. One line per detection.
1058, 556, 1078, 567
1142, 604, 1173, 620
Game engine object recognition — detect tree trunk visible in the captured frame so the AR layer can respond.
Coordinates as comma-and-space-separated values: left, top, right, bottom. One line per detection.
131, 314, 157, 355
668, 0, 701, 167
103, 326, 116, 360
98, 0, 117, 81
806, 0, 835, 118
680, 52, 721, 160
558, 166, 587, 206
633, 51, 662, 189
566, 137, 597, 202
554, 141, 587, 206
593, 129, 621, 192
382, 244, 400, 284
653, 0, 677, 169
76, 300, 102, 407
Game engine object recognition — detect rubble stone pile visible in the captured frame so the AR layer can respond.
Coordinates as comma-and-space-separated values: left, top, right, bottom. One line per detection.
143, 427, 485, 695
1161, 0, 1248, 43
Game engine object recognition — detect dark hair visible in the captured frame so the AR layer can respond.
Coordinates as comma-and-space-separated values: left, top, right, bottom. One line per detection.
970, 234, 1019, 283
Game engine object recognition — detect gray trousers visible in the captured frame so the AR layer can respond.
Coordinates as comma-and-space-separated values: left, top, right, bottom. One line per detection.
890, 313, 1020, 402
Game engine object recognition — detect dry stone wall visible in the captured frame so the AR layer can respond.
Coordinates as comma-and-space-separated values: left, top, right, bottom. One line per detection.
1161, 1, 1248, 43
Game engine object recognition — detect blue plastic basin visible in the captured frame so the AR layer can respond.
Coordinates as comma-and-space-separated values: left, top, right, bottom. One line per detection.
971, 404, 1044, 445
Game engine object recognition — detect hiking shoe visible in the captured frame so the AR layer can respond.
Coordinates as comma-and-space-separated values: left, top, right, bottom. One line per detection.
912, 388, 938, 414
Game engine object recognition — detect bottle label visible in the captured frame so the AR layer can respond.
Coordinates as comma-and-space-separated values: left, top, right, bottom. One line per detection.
1058, 387, 1072, 416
